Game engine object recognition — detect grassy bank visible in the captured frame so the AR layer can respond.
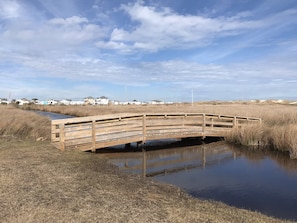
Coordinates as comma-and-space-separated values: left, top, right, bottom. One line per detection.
26, 103, 297, 159
0, 106, 50, 140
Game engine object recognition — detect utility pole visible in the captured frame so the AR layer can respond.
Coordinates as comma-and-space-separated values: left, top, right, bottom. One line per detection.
191, 89, 194, 106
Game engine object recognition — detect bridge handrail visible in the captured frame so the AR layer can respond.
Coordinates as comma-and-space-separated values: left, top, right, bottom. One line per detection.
51, 113, 261, 151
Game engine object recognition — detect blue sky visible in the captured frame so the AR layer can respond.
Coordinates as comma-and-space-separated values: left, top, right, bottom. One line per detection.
0, 0, 296, 102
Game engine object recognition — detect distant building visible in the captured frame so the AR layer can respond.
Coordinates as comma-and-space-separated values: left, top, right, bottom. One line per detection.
95, 96, 109, 105
70, 100, 84, 105
59, 99, 72, 105
16, 98, 30, 105
84, 96, 95, 105
149, 100, 164, 105
0, 98, 9, 104
48, 99, 58, 105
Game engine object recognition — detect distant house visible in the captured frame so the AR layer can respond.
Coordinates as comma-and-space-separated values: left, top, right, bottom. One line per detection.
48, 99, 58, 105
0, 98, 9, 104
70, 100, 84, 105
59, 99, 72, 105
38, 100, 48, 105
84, 96, 95, 105
149, 100, 164, 105
31, 98, 39, 104
16, 98, 30, 105
96, 96, 109, 105
111, 100, 120, 105
130, 100, 141, 105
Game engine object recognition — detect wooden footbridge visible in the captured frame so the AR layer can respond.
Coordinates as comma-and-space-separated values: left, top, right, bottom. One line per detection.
51, 113, 261, 151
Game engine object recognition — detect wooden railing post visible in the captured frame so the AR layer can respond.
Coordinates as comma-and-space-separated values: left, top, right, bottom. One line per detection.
202, 114, 206, 138
91, 120, 96, 152
233, 116, 237, 128
142, 115, 147, 143
211, 118, 214, 129
59, 123, 65, 151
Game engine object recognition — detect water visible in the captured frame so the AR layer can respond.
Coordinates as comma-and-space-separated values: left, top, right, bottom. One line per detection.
34, 110, 74, 120
103, 141, 297, 221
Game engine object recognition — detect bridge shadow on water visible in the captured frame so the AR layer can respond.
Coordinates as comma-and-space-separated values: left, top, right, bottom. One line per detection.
95, 136, 222, 153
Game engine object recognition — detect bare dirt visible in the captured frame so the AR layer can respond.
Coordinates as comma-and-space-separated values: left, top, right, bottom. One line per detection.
0, 138, 292, 223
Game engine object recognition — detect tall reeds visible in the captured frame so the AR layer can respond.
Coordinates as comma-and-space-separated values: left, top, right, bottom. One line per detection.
0, 106, 50, 140
224, 105, 297, 159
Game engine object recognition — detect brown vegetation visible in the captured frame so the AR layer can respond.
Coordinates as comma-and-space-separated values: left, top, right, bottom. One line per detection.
0, 106, 50, 140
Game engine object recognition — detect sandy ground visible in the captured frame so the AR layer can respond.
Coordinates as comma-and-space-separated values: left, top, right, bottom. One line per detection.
0, 138, 292, 223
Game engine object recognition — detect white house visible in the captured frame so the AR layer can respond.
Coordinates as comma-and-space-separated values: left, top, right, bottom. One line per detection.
59, 99, 72, 105
84, 96, 96, 105
96, 96, 109, 105
70, 100, 84, 105
0, 98, 9, 104
149, 100, 164, 105
16, 98, 30, 105
48, 99, 58, 105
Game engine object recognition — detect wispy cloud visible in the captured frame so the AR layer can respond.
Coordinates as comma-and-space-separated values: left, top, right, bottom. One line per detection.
96, 1, 280, 54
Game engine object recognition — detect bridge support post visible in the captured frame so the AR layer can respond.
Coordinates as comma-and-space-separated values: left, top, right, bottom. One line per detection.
202, 114, 206, 139
91, 120, 96, 152
142, 149, 147, 177
59, 123, 65, 151
142, 115, 147, 143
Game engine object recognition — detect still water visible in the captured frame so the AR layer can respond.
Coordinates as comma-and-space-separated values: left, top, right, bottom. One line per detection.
103, 140, 297, 221
34, 110, 74, 120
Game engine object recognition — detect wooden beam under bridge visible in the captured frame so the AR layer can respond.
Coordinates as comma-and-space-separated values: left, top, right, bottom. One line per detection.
51, 113, 261, 151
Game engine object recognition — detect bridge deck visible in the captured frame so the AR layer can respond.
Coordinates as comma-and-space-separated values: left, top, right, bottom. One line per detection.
51, 113, 261, 151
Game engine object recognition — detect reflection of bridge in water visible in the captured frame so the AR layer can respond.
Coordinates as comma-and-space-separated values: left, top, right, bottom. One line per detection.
104, 141, 238, 177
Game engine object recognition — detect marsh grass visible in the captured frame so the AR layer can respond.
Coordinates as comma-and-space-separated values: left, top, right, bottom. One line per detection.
0, 106, 50, 140
224, 105, 297, 159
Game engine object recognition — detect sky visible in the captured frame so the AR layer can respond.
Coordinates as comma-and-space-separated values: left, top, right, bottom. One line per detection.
0, 0, 296, 102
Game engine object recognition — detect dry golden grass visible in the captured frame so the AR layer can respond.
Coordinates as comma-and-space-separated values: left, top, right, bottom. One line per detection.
0, 106, 50, 140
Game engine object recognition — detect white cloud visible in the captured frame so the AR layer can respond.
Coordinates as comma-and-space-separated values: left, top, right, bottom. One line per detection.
0, 0, 21, 19
97, 1, 266, 54
48, 16, 88, 25
0, 14, 107, 59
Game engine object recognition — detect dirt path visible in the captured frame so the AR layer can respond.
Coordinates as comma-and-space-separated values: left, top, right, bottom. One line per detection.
0, 139, 291, 223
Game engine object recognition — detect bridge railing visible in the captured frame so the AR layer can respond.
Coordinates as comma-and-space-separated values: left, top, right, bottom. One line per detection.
51, 113, 261, 151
